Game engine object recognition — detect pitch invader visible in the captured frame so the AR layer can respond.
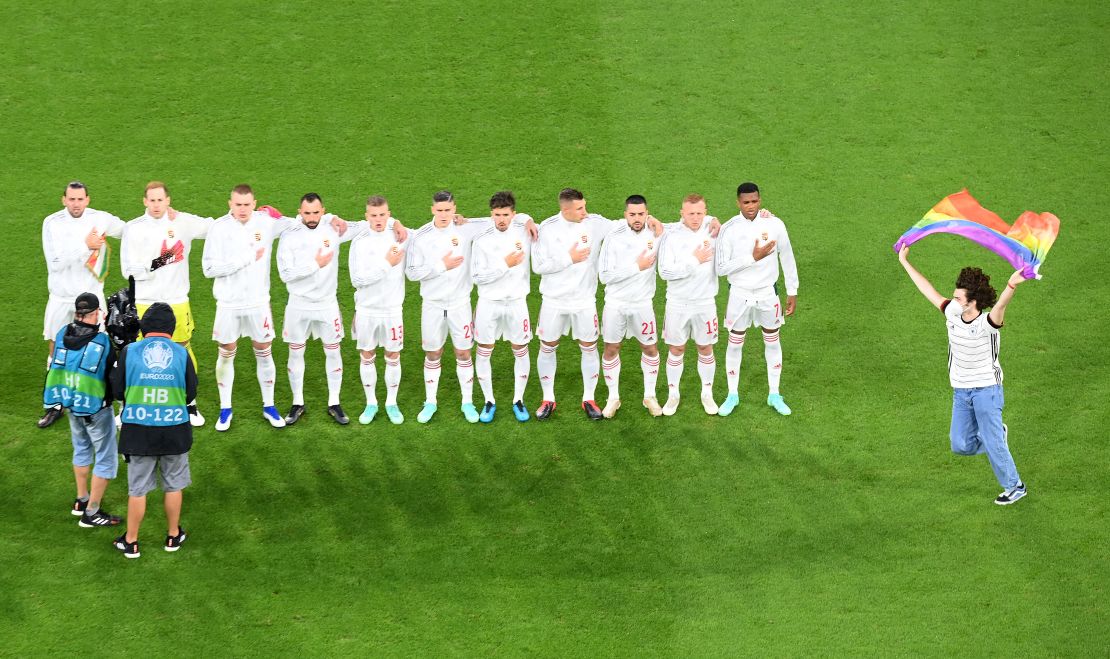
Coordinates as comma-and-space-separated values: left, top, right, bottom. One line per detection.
657, 194, 721, 416
597, 195, 664, 418
121, 181, 214, 426
201, 184, 315, 431
277, 193, 369, 426
715, 182, 799, 416
532, 188, 663, 420
39, 181, 126, 429
349, 195, 408, 425
406, 191, 532, 424
470, 191, 535, 423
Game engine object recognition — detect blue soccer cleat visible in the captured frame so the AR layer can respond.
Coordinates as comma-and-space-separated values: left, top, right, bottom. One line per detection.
767, 393, 792, 416
385, 405, 404, 425
461, 403, 480, 423
512, 400, 530, 422
479, 402, 496, 423
417, 402, 438, 424
215, 408, 233, 432
359, 404, 379, 425
262, 406, 286, 428
718, 394, 740, 417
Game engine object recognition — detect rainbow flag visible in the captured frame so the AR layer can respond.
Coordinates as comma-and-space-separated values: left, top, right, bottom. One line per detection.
85, 243, 111, 282
892, 189, 1060, 279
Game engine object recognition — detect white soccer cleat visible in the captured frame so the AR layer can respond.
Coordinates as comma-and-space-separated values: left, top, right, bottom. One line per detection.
602, 398, 621, 419
662, 396, 680, 416
188, 405, 205, 427
642, 397, 663, 417
701, 392, 719, 415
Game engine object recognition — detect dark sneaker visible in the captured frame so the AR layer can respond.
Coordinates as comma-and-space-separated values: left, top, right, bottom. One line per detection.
165, 528, 188, 552
535, 400, 556, 420
71, 498, 88, 517
79, 509, 122, 528
284, 404, 306, 425
327, 404, 350, 425
581, 400, 603, 420
113, 534, 140, 559
38, 405, 64, 429
994, 482, 1027, 506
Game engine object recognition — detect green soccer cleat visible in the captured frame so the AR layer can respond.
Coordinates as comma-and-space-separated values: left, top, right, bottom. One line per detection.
718, 394, 740, 417
385, 405, 404, 424
359, 404, 379, 425
461, 403, 480, 423
767, 393, 792, 416
417, 402, 438, 424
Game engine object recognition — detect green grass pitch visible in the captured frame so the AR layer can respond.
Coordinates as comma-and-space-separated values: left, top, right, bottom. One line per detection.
0, 0, 1107, 655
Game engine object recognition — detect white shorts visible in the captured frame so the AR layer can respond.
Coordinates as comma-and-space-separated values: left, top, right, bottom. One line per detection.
282, 303, 344, 344
421, 302, 473, 351
537, 303, 598, 343
663, 302, 719, 346
44, 294, 103, 340
212, 305, 275, 344
724, 291, 784, 331
352, 309, 404, 353
474, 298, 532, 345
601, 302, 657, 345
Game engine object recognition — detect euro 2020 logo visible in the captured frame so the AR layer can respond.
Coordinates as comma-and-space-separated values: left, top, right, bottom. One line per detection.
142, 341, 174, 372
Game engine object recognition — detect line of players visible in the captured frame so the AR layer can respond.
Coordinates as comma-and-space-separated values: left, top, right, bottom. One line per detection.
40, 180, 798, 430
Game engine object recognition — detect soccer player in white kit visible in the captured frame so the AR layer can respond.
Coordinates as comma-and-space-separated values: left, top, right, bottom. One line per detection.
201, 184, 310, 431
120, 181, 214, 427
715, 182, 799, 417
349, 195, 408, 426
470, 190, 535, 423
658, 194, 721, 416
598, 195, 664, 418
39, 181, 126, 428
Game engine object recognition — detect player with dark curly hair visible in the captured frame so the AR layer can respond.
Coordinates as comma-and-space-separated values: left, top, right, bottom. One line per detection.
898, 246, 1028, 505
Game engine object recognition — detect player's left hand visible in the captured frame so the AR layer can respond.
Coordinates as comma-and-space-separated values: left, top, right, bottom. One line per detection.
759, 209, 771, 218
707, 217, 721, 238
785, 295, 797, 317
646, 215, 664, 237
167, 207, 178, 220
453, 214, 468, 225
525, 219, 539, 241
393, 221, 408, 242
1008, 270, 1027, 288
329, 216, 349, 236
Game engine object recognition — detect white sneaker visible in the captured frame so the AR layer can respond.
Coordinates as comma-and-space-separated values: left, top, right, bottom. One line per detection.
662, 396, 680, 416
602, 399, 621, 419
700, 392, 719, 415
994, 482, 1027, 506
642, 397, 663, 417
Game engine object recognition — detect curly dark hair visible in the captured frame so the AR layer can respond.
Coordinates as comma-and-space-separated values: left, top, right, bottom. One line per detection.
955, 267, 998, 310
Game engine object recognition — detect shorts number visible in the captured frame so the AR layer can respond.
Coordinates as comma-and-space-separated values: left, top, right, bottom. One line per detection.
594, 314, 599, 329
390, 325, 403, 341
523, 319, 530, 333
641, 320, 656, 336
334, 318, 342, 334
263, 316, 271, 330
464, 323, 472, 339
774, 303, 780, 319
706, 319, 718, 335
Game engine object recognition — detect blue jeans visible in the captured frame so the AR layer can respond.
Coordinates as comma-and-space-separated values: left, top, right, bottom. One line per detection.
950, 385, 1020, 489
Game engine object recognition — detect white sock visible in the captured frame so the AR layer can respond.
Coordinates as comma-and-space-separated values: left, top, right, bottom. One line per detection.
726, 331, 745, 395
666, 353, 684, 398
360, 354, 378, 406
641, 353, 659, 399
424, 356, 441, 404
254, 346, 276, 407
512, 346, 529, 402
457, 357, 474, 405
475, 346, 494, 403
697, 352, 716, 393
324, 342, 343, 406
537, 343, 557, 400
580, 343, 599, 402
287, 343, 306, 405
215, 347, 236, 409
764, 330, 782, 395
602, 356, 620, 400
384, 356, 401, 406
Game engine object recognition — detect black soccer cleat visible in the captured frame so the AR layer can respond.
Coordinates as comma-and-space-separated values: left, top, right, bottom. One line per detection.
79, 509, 122, 528
535, 400, 556, 420
327, 404, 350, 425
38, 405, 64, 429
581, 400, 603, 421
284, 404, 306, 425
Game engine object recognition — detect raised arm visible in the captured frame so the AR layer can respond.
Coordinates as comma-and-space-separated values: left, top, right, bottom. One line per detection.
598, 235, 642, 285
657, 235, 695, 281
531, 225, 574, 275
988, 271, 1026, 326
276, 236, 320, 284
715, 221, 756, 276
898, 246, 945, 309
201, 226, 255, 278
349, 241, 390, 288
43, 217, 93, 274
